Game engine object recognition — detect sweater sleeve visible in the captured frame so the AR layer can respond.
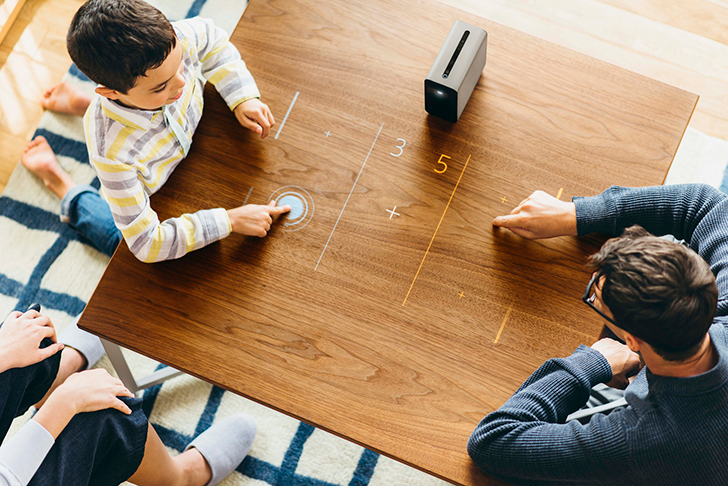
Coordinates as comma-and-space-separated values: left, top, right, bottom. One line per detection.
0, 420, 55, 486
573, 183, 728, 315
573, 183, 727, 241
179, 17, 261, 110
467, 346, 634, 485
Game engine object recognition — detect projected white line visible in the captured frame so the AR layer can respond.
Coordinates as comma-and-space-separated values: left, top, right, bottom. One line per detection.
275, 91, 299, 140
314, 123, 384, 271
243, 186, 253, 205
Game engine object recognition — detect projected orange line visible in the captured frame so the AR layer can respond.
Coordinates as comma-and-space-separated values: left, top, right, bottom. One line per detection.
403, 155, 471, 306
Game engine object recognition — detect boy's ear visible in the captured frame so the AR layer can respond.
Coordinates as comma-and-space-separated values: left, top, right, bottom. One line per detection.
95, 86, 122, 100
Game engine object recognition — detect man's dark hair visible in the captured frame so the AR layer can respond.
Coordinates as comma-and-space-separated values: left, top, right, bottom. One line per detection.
589, 225, 717, 361
67, 0, 176, 93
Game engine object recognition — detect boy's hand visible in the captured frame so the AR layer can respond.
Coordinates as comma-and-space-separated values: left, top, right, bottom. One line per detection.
234, 99, 275, 139
227, 200, 291, 237
0, 310, 64, 373
492, 190, 578, 239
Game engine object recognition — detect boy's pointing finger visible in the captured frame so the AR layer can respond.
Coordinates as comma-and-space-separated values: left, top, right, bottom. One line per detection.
270, 205, 292, 215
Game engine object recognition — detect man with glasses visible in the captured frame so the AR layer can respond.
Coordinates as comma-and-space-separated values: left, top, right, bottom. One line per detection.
467, 184, 728, 486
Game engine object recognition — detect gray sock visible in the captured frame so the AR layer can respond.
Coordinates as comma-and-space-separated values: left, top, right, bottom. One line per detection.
185, 413, 257, 485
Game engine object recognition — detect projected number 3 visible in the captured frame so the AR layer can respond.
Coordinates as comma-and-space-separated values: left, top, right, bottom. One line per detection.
391, 138, 406, 157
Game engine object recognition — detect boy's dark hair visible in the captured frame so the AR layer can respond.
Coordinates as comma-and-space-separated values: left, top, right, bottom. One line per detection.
67, 0, 176, 94
589, 225, 717, 361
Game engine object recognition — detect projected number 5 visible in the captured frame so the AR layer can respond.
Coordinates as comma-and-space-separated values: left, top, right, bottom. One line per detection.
391, 138, 406, 157
435, 154, 450, 173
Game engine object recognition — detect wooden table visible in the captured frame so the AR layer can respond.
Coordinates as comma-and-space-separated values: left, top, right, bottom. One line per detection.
79, 0, 697, 484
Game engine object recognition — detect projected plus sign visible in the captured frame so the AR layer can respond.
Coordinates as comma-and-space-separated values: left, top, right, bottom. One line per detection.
386, 206, 400, 219
458, 291, 465, 299
325, 131, 332, 137
501, 196, 507, 203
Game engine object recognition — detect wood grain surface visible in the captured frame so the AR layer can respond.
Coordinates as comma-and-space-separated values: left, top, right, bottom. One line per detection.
78, 0, 697, 484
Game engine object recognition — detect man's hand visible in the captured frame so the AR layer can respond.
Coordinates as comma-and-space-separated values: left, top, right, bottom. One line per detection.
492, 190, 578, 239
227, 200, 291, 237
591, 338, 642, 389
34, 369, 134, 439
234, 99, 275, 139
0, 310, 64, 373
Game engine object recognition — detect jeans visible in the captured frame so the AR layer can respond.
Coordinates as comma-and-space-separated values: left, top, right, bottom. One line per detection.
60, 185, 122, 258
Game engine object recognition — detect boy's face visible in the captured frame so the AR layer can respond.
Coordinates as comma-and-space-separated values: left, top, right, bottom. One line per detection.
95, 40, 186, 111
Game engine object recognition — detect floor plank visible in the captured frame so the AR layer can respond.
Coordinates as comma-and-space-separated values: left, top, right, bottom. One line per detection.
0, 0, 28, 45
0, 0, 83, 190
438, 0, 728, 139
600, 0, 728, 47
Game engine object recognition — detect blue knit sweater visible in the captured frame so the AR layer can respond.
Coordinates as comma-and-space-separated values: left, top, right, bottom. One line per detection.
467, 184, 728, 486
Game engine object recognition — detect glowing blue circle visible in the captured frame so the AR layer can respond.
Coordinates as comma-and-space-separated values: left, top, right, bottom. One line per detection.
278, 194, 305, 220
268, 185, 314, 232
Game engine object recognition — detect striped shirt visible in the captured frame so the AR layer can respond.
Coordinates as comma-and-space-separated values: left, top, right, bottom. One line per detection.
83, 17, 260, 263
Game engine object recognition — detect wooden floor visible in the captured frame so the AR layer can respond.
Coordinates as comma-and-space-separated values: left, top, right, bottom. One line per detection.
0, 0, 84, 193
0, 0, 726, 190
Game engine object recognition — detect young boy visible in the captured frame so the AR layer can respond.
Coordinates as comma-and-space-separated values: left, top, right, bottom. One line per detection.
60, 0, 290, 262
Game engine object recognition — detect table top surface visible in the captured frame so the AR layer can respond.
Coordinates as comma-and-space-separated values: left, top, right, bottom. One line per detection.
78, 0, 698, 484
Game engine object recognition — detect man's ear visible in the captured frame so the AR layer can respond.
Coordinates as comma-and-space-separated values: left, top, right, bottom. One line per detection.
95, 86, 122, 100
624, 332, 642, 353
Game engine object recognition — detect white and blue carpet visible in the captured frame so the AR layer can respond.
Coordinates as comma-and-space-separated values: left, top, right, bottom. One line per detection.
0, 0, 447, 485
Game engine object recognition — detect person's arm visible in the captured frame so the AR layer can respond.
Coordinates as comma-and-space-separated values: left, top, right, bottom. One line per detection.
468, 342, 639, 484
0, 421, 54, 486
573, 183, 728, 243
179, 18, 260, 110
0, 370, 133, 486
90, 155, 232, 263
0, 311, 61, 486
493, 184, 728, 308
493, 184, 728, 242
177, 17, 274, 138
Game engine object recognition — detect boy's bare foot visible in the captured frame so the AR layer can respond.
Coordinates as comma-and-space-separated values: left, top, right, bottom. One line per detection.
22, 136, 76, 199
40, 82, 92, 117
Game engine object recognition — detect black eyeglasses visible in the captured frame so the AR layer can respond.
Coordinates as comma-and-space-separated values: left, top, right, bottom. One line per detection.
582, 273, 618, 326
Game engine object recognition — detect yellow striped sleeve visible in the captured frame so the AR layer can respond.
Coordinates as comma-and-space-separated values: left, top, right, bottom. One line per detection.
180, 214, 198, 253
105, 191, 146, 208
92, 159, 137, 174
144, 227, 165, 263
120, 210, 157, 240
207, 66, 234, 86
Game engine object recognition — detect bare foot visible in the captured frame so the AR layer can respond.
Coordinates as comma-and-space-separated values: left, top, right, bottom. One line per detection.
22, 136, 76, 199
40, 82, 92, 117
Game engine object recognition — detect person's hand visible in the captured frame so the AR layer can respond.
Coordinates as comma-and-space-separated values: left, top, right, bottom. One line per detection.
233, 99, 275, 139
0, 310, 63, 373
227, 200, 291, 237
492, 190, 577, 239
34, 369, 134, 439
53, 369, 134, 414
591, 338, 642, 389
